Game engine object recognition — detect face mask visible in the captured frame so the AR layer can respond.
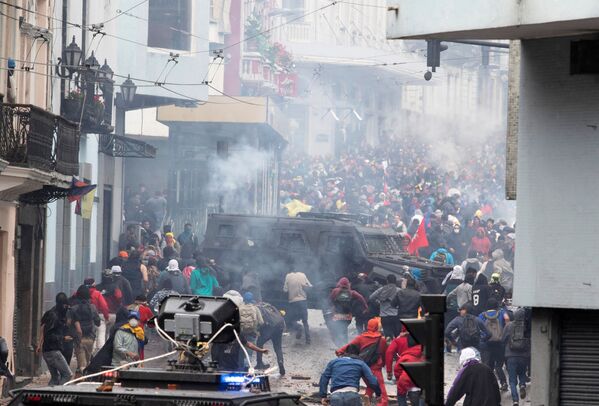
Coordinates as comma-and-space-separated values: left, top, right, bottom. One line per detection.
129, 319, 139, 327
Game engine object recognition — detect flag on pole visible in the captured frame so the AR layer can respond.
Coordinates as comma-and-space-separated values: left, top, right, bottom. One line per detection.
407, 217, 429, 256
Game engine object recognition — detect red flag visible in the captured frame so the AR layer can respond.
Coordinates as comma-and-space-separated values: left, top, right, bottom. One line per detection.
407, 219, 428, 256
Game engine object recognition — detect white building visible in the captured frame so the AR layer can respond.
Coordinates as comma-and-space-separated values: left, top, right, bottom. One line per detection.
388, 1, 599, 404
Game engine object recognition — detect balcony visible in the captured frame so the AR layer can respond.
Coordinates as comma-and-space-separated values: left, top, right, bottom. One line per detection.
0, 104, 80, 177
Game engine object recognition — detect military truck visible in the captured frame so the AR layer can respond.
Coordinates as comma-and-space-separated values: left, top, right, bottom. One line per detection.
200, 213, 452, 308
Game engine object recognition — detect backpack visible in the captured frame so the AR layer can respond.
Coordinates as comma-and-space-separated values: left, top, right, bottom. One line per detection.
358, 337, 383, 366
483, 312, 503, 342
509, 320, 530, 351
257, 303, 284, 328
334, 288, 352, 314
239, 304, 259, 334
459, 315, 480, 345
74, 303, 99, 337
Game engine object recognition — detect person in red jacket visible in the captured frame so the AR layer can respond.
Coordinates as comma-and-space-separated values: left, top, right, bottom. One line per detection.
469, 227, 491, 258
82, 278, 110, 351
394, 338, 423, 406
385, 330, 409, 380
328, 277, 368, 346
336, 318, 388, 406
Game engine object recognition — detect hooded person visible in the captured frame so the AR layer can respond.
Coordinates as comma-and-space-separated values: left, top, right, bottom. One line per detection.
502, 308, 531, 405
469, 227, 491, 258
157, 259, 191, 294
328, 277, 368, 346
38, 293, 73, 385
110, 265, 134, 306
471, 273, 491, 316
394, 335, 424, 406
482, 249, 514, 293
489, 273, 506, 304
190, 258, 220, 296
445, 347, 501, 406
84, 307, 131, 374
336, 318, 388, 406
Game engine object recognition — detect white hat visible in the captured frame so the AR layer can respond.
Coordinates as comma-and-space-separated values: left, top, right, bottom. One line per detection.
223, 290, 244, 307
459, 347, 481, 367
167, 259, 179, 272
111, 265, 122, 274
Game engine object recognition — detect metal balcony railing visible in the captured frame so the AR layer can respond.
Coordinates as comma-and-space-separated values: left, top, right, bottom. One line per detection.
0, 104, 80, 176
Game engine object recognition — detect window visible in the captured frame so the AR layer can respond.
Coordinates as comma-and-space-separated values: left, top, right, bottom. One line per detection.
218, 224, 235, 237
326, 235, 353, 254
148, 0, 191, 50
279, 232, 306, 251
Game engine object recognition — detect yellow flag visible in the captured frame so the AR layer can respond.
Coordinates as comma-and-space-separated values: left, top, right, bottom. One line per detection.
284, 199, 312, 217
81, 188, 96, 219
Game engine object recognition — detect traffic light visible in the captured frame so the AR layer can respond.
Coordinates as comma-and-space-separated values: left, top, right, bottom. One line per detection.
400, 294, 446, 406
426, 40, 448, 72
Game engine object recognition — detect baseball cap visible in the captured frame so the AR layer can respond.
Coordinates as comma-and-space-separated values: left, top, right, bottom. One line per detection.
128, 310, 140, 320
167, 259, 179, 272
118, 250, 129, 258
111, 265, 122, 274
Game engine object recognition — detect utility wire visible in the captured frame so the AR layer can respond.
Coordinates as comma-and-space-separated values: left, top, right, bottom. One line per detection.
100, 0, 149, 25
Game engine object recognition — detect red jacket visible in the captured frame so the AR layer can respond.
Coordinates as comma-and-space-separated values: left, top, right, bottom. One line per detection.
90, 287, 110, 320
385, 335, 408, 375
337, 333, 387, 370
329, 277, 368, 314
395, 345, 423, 396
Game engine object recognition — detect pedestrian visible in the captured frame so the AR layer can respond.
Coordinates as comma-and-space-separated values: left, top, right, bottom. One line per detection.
97, 268, 125, 337
369, 274, 400, 339
190, 257, 220, 296
157, 259, 191, 294
335, 318, 388, 406
239, 292, 265, 364
112, 311, 145, 367
471, 273, 491, 316
479, 298, 510, 392
352, 273, 378, 333
468, 227, 491, 259
118, 226, 139, 252
37, 293, 73, 385
328, 277, 367, 346
502, 308, 531, 406
177, 223, 199, 260
394, 336, 424, 406
85, 308, 130, 374
446, 268, 474, 310
71, 285, 101, 376
241, 264, 262, 303
144, 191, 167, 231
445, 347, 501, 406
128, 295, 154, 329
255, 301, 286, 375
319, 344, 381, 406
122, 250, 148, 298
110, 265, 134, 306
444, 303, 492, 351
82, 278, 110, 352
392, 273, 422, 319
283, 267, 312, 344
488, 273, 506, 305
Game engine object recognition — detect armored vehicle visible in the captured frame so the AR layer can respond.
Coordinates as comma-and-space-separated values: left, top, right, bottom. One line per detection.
200, 213, 452, 308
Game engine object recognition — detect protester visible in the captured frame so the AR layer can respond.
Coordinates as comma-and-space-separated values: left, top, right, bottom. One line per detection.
122, 250, 148, 298
97, 267, 125, 337
157, 259, 191, 294
489, 273, 506, 305
444, 303, 492, 351
502, 308, 531, 406
37, 293, 73, 385
445, 347, 502, 406
446, 270, 473, 313
110, 265, 134, 306
70, 285, 101, 375
255, 301, 286, 375
392, 273, 422, 320
319, 344, 381, 406
239, 292, 265, 361
177, 223, 199, 260
471, 273, 491, 316
394, 336, 424, 406
479, 298, 510, 392
351, 273, 378, 332
369, 275, 400, 339
82, 278, 110, 351
190, 258, 220, 296
328, 277, 368, 346
335, 318, 388, 406
283, 267, 312, 344
112, 311, 145, 366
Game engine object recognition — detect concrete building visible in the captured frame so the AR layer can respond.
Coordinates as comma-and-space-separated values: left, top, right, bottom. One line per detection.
0, 0, 80, 378
388, 1, 599, 404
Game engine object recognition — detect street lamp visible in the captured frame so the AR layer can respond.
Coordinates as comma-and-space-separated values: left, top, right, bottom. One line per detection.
99, 59, 114, 82
84, 51, 100, 72
120, 74, 137, 105
56, 35, 82, 78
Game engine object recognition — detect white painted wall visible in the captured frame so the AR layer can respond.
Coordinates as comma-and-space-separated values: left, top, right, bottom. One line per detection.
514, 36, 599, 309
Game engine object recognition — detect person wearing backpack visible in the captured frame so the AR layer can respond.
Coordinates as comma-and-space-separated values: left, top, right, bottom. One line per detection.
239, 292, 264, 365
471, 273, 491, 316
329, 277, 368, 346
502, 308, 531, 406
478, 298, 510, 391
255, 301, 286, 375
335, 318, 388, 406
70, 286, 101, 376
445, 303, 492, 351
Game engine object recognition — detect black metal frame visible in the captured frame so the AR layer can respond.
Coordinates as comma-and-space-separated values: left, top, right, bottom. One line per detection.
0, 104, 80, 176
99, 133, 157, 158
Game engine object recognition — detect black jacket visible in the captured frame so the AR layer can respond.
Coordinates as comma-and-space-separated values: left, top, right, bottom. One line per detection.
445, 361, 501, 406
392, 287, 421, 319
